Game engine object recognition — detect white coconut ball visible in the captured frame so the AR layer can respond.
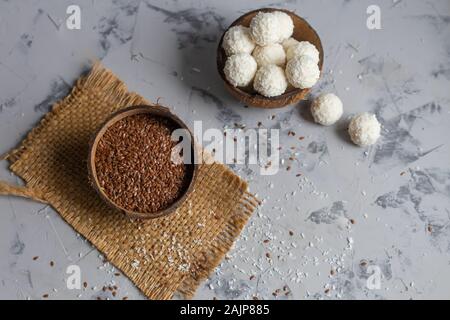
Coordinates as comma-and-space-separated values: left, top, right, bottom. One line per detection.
286, 41, 320, 63
282, 37, 299, 52
250, 12, 282, 46
311, 93, 343, 126
285, 55, 320, 89
348, 113, 381, 146
224, 53, 257, 87
252, 43, 286, 67
253, 64, 288, 97
222, 25, 255, 56
273, 11, 294, 41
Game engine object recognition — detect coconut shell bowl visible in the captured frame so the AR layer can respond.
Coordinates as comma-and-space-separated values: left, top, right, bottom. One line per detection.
217, 8, 324, 109
88, 105, 198, 220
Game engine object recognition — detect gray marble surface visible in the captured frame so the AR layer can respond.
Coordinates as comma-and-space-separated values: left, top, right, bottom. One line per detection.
1, 0, 449, 300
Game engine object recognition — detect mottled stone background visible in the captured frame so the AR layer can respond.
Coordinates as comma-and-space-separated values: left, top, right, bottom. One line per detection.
0, 0, 449, 300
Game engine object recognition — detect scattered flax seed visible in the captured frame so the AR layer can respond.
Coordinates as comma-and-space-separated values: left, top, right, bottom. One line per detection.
265, 252, 271, 259
257, 121, 262, 127
324, 288, 330, 294
114, 273, 121, 277
288, 131, 296, 137
360, 261, 368, 267
122, 296, 128, 300
112, 292, 117, 297
249, 275, 256, 281
50, 261, 54, 267
95, 114, 193, 214
427, 225, 433, 233
286, 166, 291, 171
263, 239, 270, 244
330, 269, 336, 276
296, 173, 302, 177
42, 294, 49, 299
83, 282, 87, 288
32, 256, 39, 261
298, 136, 305, 140
289, 231, 294, 236
350, 219, 356, 225
400, 171, 406, 176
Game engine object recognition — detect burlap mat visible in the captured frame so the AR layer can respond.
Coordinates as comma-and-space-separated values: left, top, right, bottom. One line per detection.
0, 64, 259, 300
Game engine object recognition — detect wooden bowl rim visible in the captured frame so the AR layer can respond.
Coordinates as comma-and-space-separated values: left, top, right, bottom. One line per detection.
217, 7, 324, 108
88, 105, 198, 220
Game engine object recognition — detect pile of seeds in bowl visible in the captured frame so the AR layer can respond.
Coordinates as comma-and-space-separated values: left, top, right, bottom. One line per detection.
94, 114, 192, 214
222, 10, 321, 97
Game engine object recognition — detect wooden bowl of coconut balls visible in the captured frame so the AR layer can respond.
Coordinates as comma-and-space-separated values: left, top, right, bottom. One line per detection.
217, 8, 324, 109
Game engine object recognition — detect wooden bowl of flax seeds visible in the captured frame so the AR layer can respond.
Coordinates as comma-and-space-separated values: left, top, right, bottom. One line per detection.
88, 105, 198, 219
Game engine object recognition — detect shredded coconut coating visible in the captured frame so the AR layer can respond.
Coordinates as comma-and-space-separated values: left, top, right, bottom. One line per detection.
252, 44, 286, 67
250, 12, 282, 46
282, 37, 299, 52
224, 53, 257, 87
273, 11, 294, 41
348, 113, 381, 146
253, 64, 288, 97
285, 55, 320, 89
286, 41, 320, 63
222, 25, 256, 56
311, 93, 343, 126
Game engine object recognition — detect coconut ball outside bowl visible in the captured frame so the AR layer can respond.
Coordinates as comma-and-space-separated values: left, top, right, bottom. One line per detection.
217, 8, 324, 109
